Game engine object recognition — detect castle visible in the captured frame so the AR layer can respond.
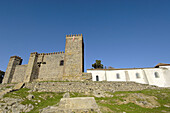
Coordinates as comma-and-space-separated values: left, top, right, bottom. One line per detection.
2, 34, 90, 84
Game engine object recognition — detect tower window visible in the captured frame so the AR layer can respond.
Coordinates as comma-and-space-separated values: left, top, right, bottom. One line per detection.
116, 73, 120, 79
136, 73, 140, 79
60, 60, 64, 66
154, 72, 159, 78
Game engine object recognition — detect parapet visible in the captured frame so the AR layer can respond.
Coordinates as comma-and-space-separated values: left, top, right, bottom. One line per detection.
38, 51, 65, 55
31, 52, 38, 55
66, 34, 83, 37
10, 56, 22, 59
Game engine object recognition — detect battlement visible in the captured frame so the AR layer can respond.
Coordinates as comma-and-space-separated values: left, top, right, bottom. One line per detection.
66, 34, 83, 37
38, 51, 65, 55
30, 52, 38, 55
30, 52, 65, 56
10, 56, 22, 59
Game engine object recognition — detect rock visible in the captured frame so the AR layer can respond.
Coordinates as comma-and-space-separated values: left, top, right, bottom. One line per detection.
24, 104, 34, 112
17, 104, 26, 111
41, 97, 101, 113
116, 93, 160, 108
58, 97, 100, 112
164, 105, 170, 108
63, 92, 70, 98
0, 97, 33, 113
93, 90, 105, 97
26, 94, 34, 100
13, 82, 25, 91
161, 110, 167, 112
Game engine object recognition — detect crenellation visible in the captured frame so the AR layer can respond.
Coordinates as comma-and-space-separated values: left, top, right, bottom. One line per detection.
10, 56, 22, 59
66, 34, 82, 38
38, 51, 65, 56
31, 52, 38, 55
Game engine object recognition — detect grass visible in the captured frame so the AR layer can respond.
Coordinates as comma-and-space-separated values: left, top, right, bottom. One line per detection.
3, 88, 64, 113
2, 88, 170, 113
95, 89, 170, 113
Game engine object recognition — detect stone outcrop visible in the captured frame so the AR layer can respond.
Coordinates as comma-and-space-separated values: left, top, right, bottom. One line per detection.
116, 93, 160, 108
0, 83, 25, 99
0, 97, 34, 113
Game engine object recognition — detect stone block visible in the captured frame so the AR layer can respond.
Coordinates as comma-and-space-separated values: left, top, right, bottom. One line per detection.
59, 97, 98, 109
13, 82, 25, 90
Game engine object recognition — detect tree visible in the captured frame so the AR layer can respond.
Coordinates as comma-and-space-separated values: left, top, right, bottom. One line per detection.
108, 66, 114, 69
92, 60, 103, 69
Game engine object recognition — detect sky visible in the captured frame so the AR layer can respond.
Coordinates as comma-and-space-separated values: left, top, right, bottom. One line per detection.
0, 0, 170, 72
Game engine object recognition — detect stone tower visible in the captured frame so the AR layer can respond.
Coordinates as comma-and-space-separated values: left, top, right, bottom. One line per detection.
2, 56, 22, 84
63, 34, 84, 81
24, 52, 39, 83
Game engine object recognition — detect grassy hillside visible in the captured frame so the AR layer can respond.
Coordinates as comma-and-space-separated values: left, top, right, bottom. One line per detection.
2, 88, 170, 113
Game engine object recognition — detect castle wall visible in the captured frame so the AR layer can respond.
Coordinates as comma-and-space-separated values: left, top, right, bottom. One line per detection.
25, 81, 160, 93
38, 53, 65, 81
24, 52, 39, 83
2, 56, 22, 84
11, 65, 27, 83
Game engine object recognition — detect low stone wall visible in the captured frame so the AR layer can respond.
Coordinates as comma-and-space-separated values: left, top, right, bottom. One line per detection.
25, 81, 160, 93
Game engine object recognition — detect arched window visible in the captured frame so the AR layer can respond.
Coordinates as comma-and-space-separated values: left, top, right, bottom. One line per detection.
136, 73, 140, 79
60, 60, 64, 66
96, 75, 99, 81
116, 73, 120, 79
154, 72, 159, 78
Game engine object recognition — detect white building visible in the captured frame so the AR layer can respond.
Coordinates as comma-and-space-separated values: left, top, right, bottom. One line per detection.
87, 63, 170, 87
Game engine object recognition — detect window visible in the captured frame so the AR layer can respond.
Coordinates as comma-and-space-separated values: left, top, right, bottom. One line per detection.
96, 75, 99, 81
60, 60, 64, 66
116, 73, 120, 79
136, 73, 140, 79
154, 72, 159, 78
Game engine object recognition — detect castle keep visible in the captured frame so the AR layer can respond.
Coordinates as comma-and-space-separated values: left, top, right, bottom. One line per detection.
2, 34, 85, 84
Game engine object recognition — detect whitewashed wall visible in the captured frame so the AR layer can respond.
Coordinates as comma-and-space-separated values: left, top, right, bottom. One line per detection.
87, 66, 170, 87
143, 68, 164, 87
106, 70, 126, 81
87, 70, 106, 81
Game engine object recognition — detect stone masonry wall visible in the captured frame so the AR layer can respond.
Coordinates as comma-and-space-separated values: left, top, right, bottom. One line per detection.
24, 53, 39, 83
2, 56, 22, 84
25, 81, 160, 93
38, 53, 65, 81
11, 65, 27, 83
63, 34, 84, 80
